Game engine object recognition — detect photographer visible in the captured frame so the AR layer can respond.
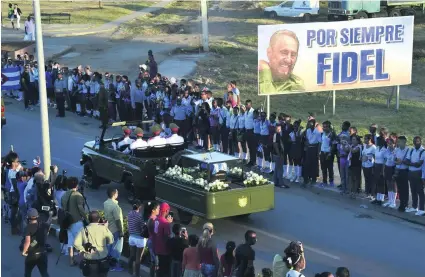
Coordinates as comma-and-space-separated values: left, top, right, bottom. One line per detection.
61, 177, 86, 266
74, 211, 114, 277
21, 208, 51, 277
167, 223, 189, 277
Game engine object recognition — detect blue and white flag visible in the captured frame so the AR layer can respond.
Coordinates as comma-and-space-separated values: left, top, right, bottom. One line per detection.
1, 67, 21, 90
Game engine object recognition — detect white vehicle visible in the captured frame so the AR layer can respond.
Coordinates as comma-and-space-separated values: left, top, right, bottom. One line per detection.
264, 0, 320, 22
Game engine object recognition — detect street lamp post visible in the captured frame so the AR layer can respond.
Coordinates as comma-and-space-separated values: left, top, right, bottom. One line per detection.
33, 0, 52, 180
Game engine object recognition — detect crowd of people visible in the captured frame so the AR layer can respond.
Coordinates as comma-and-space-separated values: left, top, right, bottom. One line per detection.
2, 150, 352, 277
3, 48, 425, 217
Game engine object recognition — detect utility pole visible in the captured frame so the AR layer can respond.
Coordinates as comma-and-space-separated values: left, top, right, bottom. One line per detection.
33, 0, 52, 180
200, 0, 209, 51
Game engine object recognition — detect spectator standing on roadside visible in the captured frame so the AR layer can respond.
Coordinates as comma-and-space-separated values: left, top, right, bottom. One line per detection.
234, 230, 257, 277
229, 81, 240, 106
218, 241, 236, 277
104, 188, 124, 272
61, 177, 86, 266
128, 200, 147, 277
405, 136, 425, 216
6, 152, 22, 235
146, 202, 160, 277
283, 241, 306, 277
395, 136, 410, 212
17, 170, 29, 235
55, 71, 67, 117
168, 224, 189, 277
13, 4, 22, 30
182, 234, 201, 277
198, 222, 219, 277
21, 208, 51, 277
154, 203, 173, 277
347, 136, 362, 199
335, 267, 350, 277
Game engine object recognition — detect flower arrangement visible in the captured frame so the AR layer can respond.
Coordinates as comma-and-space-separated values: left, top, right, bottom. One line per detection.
229, 167, 243, 178
205, 180, 230, 192
163, 165, 229, 192
243, 171, 270, 187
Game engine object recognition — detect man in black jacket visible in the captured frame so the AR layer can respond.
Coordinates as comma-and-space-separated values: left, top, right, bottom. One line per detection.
21, 64, 32, 110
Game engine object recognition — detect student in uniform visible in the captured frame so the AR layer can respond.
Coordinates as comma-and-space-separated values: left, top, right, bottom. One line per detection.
362, 134, 377, 199
244, 100, 255, 166
394, 136, 409, 212
303, 119, 321, 186
282, 114, 293, 179
337, 121, 351, 181
319, 121, 336, 187
259, 112, 272, 174
267, 113, 277, 173
289, 120, 303, 183
253, 110, 262, 169
405, 136, 425, 216
229, 106, 240, 157
166, 123, 185, 145
171, 98, 190, 139
54, 72, 67, 117
209, 99, 221, 152
238, 105, 247, 161
218, 99, 230, 154
382, 138, 397, 208
272, 123, 288, 188
347, 135, 362, 198
372, 138, 387, 205
124, 128, 148, 154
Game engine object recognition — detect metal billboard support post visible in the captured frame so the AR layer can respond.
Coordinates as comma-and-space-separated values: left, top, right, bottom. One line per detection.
332, 90, 336, 116
396, 85, 400, 111
201, 0, 209, 52
33, 0, 52, 180
267, 95, 270, 119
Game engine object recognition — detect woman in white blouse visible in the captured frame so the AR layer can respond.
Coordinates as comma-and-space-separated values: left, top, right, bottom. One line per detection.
362, 134, 377, 199
372, 139, 387, 205
383, 138, 397, 208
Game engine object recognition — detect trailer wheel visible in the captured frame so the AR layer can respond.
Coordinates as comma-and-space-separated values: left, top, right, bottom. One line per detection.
355, 11, 368, 19
303, 13, 311, 22
389, 9, 402, 17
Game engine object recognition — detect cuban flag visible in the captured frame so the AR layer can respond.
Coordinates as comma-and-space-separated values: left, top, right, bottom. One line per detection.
1, 67, 21, 90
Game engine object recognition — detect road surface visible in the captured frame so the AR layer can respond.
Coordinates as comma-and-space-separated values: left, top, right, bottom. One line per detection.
2, 101, 425, 277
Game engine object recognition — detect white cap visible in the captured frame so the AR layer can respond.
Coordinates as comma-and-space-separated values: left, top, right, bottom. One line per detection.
170, 77, 177, 84
140, 64, 147, 71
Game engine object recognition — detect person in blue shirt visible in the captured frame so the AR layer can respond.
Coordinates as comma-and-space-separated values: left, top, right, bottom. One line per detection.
16, 170, 29, 235
253, 110, 262, 168
171, 98, 190, 139
259, 111, 271, 173
229, 106, 240, 157
218, 99, 230, 154
303, 119, 322, 186
244, 100, 256, 166
238, 105, 247, 160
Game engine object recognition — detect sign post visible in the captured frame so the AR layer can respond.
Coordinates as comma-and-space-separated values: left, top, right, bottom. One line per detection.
201, 0, 209, 52
396, 85, 400, 111
332, 90, 336, 116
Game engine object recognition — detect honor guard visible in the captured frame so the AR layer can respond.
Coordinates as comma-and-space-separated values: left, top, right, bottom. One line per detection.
148, 125, 167, 147
113, 127, 134, 151
124, 128, 148, 154
166, 123, 184, 145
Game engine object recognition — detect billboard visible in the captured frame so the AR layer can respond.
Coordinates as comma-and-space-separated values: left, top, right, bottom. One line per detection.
258, 17, 414, 96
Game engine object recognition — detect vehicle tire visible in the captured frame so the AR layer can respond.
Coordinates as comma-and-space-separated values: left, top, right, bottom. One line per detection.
124, 177, 135, 204
83, 160, 102, 189
178, 210, 194, 225
303, 13, 311, 22
355, 11, 368, 19
388, 9, 401, 17
402, 8, 416, 16
269, 11, 277, 19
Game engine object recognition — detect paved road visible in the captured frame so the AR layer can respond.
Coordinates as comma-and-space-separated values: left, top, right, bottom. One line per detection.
2, 102, 425, 277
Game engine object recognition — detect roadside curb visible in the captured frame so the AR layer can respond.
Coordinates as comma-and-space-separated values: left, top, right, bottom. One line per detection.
49, 224, 150, 275
48, 28, 115, 38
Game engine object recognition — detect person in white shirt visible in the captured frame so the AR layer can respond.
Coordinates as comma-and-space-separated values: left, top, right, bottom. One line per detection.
282, 241, 306, 277
372, 139, 387, 205
148, 125, 167, 147
24, 16, 35, 41
382, 138, 397, 208
405, 136, 425, 216
361, 134, 377, 199
124, 128, 148, 154
113, 127, 134, 151
394, 136, 410, 212
304, 119, 322, 186
166, 123, 184, 145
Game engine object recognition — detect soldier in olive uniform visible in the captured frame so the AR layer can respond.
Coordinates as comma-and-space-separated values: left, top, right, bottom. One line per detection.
259, 30, 305, 95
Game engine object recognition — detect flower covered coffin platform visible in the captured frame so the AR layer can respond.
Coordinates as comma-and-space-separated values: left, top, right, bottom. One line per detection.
154, 152, 275, 219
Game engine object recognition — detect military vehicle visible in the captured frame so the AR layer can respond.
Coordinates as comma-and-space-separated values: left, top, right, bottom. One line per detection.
80, 121, 275, 224
80, 121, 190, 203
